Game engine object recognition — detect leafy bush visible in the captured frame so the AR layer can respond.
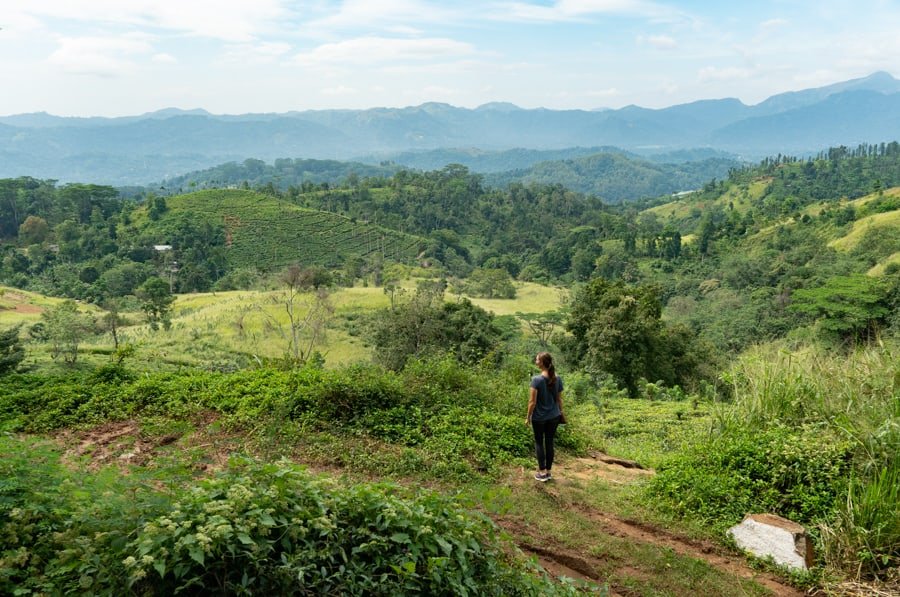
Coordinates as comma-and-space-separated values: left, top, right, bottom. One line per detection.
649, 425, 853, 527
0, 358, 588, 480
0, 443, 576, 596
649, 344, 900, 579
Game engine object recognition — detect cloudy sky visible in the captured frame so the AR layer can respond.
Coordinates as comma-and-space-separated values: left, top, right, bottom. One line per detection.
2, 0, 899, 116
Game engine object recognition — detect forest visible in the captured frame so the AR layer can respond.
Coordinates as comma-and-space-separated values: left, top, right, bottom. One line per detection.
1, 141, 899, 595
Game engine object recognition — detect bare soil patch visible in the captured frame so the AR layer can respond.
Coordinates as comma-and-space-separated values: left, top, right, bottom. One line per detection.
564, 451, 654, 485
505, 452, 804, 597
57, 420, 168, 470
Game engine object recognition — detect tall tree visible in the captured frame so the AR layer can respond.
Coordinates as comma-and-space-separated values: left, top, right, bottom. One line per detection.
136, 277, 175, 331
41, 301, 94, 365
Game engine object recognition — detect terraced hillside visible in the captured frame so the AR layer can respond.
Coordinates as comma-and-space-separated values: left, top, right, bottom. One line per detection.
158, 190, 425, 270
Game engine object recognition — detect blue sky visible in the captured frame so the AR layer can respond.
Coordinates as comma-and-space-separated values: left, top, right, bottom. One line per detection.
2, 0, 899, 116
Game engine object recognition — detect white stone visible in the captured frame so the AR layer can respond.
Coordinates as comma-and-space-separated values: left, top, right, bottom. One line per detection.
727, 513, 814, 570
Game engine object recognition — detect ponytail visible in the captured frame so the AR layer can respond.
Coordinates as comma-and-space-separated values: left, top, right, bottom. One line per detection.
536, 352, 557, 395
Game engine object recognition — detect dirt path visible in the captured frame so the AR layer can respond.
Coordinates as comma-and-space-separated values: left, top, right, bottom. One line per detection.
501, 452, 804, 597
52, 422, 804, 595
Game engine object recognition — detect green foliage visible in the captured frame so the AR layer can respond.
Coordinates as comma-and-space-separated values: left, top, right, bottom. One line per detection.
485, 152, 738, 203
649, 345, 900, 579
650, 426, 853, 527
822, 454, 900, 577
132, 459, 577, 596
0, 357, 585, 479
40, 300, 95, 364
790, 275, 890, 343
370, 289, 503, 371
155, 190, 423, 273
0, 325, 25, 374
563, 278, 716, 396
0, 441, 574, 596
136, 277, 175, 331
461, 267, 517, 299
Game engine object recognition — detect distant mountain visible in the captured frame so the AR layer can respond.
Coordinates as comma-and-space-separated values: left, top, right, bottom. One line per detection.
751, 71, 900, 115
0, 72, 897, 184
712, 90, 900, 153
484, 152, 739, 202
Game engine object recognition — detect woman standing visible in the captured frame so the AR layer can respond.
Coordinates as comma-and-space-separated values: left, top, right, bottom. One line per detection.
526, 352, 565, 482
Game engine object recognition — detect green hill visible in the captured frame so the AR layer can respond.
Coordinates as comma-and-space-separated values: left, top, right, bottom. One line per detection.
152, 190, 425, 270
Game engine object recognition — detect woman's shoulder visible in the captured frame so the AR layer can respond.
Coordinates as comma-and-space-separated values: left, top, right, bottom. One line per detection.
530, 374, 544, 386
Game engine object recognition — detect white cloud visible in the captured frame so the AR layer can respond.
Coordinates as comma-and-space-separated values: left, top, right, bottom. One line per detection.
585, 87, 620, 97
321, 85, 358, 96
492, 0, 676, 23
305, 0, 456, 33
293, 37, 475, 67
7, 0, 288, 42
760, 18, 788, 29
152, 53, 177, 64
48, 35, 153, 77
222, 42, 292, 65
640, 34, 677, 49
698, 65, 752, 82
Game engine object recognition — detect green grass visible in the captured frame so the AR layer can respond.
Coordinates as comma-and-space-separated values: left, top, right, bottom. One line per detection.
14, 279, 567, 371
643, 179, 767, 220
152, 189, 425, 270
652, 342, 900, 580
0, 285, 76, 326
576, 397, 714, 469
867, 251, 900, 276
828, 209, 900, 251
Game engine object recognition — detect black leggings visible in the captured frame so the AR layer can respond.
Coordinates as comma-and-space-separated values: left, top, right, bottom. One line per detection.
531, 416, 561, 470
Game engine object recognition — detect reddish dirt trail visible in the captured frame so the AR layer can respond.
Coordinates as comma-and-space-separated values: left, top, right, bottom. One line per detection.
501, 453, 805, 597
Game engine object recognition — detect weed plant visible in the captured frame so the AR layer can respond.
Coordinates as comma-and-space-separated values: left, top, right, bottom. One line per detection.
0, 438, 578, 595
648, 343, 899, 579
0, 356, 585, 480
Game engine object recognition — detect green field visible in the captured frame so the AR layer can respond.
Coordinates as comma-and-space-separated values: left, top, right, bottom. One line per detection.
155, 189, 425, 270
6, 280, 566, 370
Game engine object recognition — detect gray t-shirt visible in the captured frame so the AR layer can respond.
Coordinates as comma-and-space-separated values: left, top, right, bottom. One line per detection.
530, 374, 563, 421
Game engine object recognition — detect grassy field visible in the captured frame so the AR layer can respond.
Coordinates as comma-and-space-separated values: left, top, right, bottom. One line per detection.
6, 280, 565, 370
643, 179, 768, 220
828, 208, 900, 251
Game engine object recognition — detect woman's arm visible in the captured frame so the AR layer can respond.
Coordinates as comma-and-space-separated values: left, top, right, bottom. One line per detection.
526, 387, 537, 426
557, 391, 564, 415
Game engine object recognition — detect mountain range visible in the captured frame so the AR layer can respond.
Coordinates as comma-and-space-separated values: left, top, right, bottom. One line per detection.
1, 71, 898, 186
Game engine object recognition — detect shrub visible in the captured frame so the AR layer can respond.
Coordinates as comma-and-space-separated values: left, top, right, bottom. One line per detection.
1, 444, 577, 596
649, 426, 853, 528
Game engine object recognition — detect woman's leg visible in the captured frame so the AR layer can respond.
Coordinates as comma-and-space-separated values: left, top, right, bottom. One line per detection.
544, 417, 561, 471
531, 419, 547, 470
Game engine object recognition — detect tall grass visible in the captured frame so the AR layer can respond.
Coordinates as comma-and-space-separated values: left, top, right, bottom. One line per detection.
721, 343, 899, 579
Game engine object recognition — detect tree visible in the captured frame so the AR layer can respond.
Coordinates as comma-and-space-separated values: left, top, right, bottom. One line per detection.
280, 265, 335, 363
562, 278, 713, 396
136, 276, 175, 331
99, 299, 126, 349
790, 275, 889, 343
370, 289, 501, 371
516, 310, 564, 348
463, 267, 516, 299
41, 301, 94, 365
0, 325, 25, 374
18, 215, 49, 245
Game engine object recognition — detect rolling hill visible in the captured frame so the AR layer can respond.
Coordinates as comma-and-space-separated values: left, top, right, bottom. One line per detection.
151, 190, 425, 271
